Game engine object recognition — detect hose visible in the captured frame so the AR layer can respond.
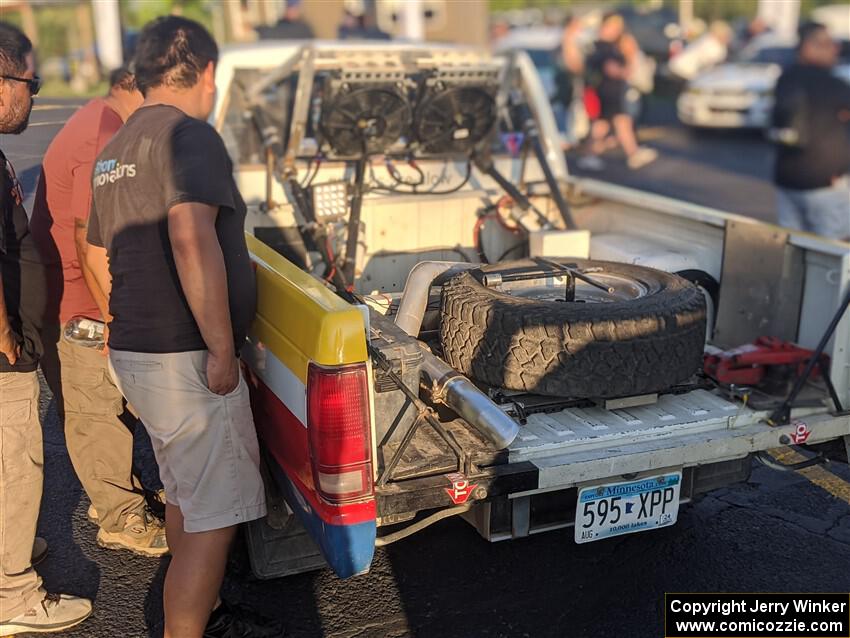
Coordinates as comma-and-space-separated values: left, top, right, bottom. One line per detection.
374, 504, 472, 546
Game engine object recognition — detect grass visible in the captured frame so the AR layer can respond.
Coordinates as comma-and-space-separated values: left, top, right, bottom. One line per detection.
41, 79, 107, 99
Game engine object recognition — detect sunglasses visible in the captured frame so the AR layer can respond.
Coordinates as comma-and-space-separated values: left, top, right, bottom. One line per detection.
1, 74, 41, 95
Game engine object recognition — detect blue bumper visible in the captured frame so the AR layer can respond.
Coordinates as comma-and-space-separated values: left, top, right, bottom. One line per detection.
269, 462, 376, 578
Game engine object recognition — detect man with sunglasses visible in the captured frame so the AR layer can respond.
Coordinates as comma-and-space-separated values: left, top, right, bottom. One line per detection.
771, 21, 850, 241
0, 21, 93, 635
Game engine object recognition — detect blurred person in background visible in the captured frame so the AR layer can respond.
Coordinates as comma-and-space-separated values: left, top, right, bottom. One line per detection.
736, 16, 772, 52
553, 14, 587, 149
0, 21, 93, 636
490, 18, 511, 47
29, 67, 168, 558
579, 12, 657, 170
256, 0, 314, 40
770, 21, 850, 240
669, 20, 733, 81
338, 5, 390, 40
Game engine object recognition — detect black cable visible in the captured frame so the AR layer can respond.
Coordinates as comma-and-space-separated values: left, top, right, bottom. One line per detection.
299, 155, 322, 189
408, 161, 425, 186
367, 160, 399, 192
386, 159, 425, 188
369, 161, 472, 196
495, 242, 526, 262
422, 162, 472, 195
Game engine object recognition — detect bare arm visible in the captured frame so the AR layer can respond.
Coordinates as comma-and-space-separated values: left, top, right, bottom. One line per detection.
83, 240, 113, 353
84, 243, 112, 307
562, 25, 584, 74
168, 202, 238, 395
0, 276, 20, 365
75, 217, 110, 320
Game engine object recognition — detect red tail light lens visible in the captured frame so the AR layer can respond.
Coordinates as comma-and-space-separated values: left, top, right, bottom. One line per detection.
307, 363, 373, 503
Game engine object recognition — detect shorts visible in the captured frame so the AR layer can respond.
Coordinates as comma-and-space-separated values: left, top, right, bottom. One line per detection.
109, 349, 267, 533
776, 177, 850, 240
596, 78, 628, 121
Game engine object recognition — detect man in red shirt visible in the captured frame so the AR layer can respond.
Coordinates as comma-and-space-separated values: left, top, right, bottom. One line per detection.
31, 68, 167, 556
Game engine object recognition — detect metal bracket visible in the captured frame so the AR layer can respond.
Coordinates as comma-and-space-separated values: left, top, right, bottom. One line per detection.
369, 344, 473, 486
511, 496, 531, 538
768, 283, 850, 425
283, 47, 316, 178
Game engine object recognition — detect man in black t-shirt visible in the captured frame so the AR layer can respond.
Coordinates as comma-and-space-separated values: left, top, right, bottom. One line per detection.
770, 21, 850, 240
0, 22, 93, 636
85, 16, 266, 637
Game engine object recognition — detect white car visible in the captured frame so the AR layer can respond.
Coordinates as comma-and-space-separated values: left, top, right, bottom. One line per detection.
678, 31, 850, 129
677, 35, 794, 129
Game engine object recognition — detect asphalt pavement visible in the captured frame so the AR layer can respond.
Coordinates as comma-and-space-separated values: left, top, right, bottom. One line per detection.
2, 98, 849, 638
566, 97, 778, 223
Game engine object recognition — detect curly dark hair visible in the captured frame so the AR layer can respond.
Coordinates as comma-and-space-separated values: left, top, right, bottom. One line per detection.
132, 16, 218, 96
109, 65, 137, 92
0, 22, 32, 77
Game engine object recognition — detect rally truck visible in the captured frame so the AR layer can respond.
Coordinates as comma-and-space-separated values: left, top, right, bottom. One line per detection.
209, 42, 850, 579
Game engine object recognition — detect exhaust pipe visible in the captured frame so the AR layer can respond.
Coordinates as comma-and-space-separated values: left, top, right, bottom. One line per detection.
395, 261, 478, 337
419, 346, 520, 449
395, 261, 518, 448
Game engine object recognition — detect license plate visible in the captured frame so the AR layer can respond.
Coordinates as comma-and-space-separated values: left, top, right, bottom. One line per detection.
575, 471, 682, 544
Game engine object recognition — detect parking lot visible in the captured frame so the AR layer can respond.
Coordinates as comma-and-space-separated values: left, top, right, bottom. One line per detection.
4, 99, 849, 638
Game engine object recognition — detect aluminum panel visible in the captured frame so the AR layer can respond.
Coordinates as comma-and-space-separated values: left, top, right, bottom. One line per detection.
509, 389, 741, 461
714, 219, 804, 347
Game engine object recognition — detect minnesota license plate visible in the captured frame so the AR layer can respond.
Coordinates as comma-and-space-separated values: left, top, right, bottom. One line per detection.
575, 471, 682, 544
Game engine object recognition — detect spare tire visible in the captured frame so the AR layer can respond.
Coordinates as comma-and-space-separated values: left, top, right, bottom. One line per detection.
439, 258, 706, 398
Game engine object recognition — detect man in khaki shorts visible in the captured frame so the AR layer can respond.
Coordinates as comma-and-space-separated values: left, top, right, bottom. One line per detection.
84, 16, 266, 637
30, 65, 167, 557
0, 21, 92, 635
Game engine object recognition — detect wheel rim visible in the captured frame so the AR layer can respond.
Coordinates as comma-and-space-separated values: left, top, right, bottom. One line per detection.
500, 272, 651, 303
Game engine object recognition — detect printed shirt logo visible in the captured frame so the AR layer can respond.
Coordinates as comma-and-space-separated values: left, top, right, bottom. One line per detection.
93, 158, 136, 187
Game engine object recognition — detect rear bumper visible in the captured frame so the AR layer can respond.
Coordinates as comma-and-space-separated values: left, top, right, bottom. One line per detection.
374, 410, 849, 520
375, 461, 538, 520
268, 460, 376, 578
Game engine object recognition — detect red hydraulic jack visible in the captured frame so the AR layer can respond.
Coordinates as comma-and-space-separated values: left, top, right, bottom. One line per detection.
704, 336, 829, 387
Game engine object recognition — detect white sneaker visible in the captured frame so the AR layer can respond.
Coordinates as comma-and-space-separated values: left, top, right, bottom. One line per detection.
627, 147, 658, 170
0, 592, 92, 635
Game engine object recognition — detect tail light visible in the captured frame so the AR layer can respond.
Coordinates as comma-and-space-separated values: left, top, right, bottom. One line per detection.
307, 362, 373, 503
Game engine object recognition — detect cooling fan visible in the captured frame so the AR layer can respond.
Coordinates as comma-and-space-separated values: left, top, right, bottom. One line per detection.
414, 85, 497, 155
320, 85, 412, 157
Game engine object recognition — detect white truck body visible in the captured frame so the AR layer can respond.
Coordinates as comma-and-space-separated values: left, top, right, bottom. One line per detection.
213, 42, 850, 570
